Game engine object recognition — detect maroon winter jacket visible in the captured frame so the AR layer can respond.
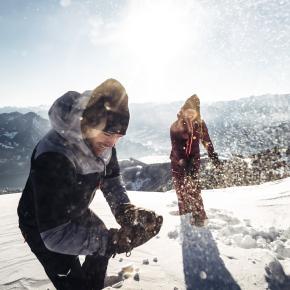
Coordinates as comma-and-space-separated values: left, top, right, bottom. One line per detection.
170, 119, 215, 174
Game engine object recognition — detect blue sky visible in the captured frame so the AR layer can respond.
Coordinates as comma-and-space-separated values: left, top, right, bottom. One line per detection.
0, 0, 290, 106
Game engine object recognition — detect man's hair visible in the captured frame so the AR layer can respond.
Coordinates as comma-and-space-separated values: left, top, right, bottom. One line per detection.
81, 79, 130, 136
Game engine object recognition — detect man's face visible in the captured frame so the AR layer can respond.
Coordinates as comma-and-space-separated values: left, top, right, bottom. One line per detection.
84, 129, 123, 156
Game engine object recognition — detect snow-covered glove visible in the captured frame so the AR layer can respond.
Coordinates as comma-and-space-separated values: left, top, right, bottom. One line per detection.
108, 204, 163, 257
106, 213, 163, 257
115, 203, 161, 228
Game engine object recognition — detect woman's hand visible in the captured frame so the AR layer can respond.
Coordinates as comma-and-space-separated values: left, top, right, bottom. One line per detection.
211, 152, 222, 168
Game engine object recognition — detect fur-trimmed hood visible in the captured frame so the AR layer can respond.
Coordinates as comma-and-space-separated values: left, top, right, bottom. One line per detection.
35, 90, 112, 174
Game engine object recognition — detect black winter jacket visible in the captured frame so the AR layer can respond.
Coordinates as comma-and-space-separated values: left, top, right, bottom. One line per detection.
17, 90, 130, 256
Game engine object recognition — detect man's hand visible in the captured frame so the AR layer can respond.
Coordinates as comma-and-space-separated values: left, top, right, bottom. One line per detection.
115, 203, 159, 227
106, 213, 163, 257
107, 204, 163, 257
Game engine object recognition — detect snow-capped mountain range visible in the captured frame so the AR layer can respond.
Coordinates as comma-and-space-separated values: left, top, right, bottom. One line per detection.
0, 93, 289, 191
0, 112, 50, 190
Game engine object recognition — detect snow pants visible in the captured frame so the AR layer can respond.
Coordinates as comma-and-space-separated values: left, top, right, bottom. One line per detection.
171, 170, 207, 219
19, 223, 109, 290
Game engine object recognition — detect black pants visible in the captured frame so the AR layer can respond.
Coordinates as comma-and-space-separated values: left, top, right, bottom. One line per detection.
19, 224, 109, 290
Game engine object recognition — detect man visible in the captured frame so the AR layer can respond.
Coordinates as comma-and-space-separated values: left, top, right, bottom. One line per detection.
17, 79, 163, 290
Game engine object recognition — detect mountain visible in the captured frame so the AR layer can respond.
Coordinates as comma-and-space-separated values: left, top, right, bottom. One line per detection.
0, 105, 49, 119
1, 94, 289, 158
125, 94, 290, 157
0, 93, 290, 190
0, 112, 50, 189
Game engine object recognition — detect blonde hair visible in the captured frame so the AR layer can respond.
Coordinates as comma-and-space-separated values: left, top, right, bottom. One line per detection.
178, 94, 203, 138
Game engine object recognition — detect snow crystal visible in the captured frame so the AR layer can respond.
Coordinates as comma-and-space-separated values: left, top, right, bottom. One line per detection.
199, 271, 207, 279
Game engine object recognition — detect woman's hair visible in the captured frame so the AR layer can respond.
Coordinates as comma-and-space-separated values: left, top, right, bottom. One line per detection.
178, 94, 203, 137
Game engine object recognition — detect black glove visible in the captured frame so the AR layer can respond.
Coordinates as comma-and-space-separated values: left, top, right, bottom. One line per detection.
109, 203, 163, 257
106, 214, 163, 257
115, 203, 159, 227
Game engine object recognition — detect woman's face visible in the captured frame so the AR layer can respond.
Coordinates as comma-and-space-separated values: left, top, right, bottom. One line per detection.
183, 109, 199, 121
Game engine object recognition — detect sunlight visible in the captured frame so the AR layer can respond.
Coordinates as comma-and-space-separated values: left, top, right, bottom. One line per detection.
118, 0, 203, 64
89, 0, 206, 68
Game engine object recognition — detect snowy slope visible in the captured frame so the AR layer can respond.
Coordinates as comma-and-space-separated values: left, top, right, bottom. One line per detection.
1, 178, 290, 290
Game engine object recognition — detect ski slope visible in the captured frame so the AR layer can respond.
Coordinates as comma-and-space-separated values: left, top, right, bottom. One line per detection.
0, 178, 290, 290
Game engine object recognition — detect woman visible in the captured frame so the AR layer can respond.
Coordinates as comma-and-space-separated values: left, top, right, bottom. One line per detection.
170, 94, 220, 226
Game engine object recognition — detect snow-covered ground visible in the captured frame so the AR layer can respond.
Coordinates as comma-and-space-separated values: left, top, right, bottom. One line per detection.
1, 178, 290, 290
138, 155, 170, 164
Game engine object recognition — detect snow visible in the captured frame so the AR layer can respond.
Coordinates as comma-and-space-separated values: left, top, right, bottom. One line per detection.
0, 143, 14, 149
1, 178, 290, 289
138, 155, 170, 164
2, 131, 18, 139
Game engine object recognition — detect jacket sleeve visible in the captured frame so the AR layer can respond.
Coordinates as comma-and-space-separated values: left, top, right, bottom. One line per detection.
31, 152, 109, 256
170, 123, 186, 160
201, 120, 216, 159
100, 146, 130, 216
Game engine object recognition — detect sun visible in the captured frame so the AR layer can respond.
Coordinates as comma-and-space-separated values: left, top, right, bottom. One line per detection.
116, 0, 205, 65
